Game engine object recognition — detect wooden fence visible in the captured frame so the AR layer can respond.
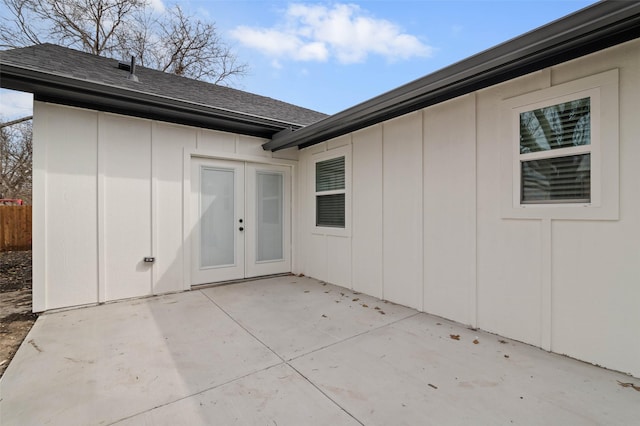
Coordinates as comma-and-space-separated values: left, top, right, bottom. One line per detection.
0, 206, 32, 251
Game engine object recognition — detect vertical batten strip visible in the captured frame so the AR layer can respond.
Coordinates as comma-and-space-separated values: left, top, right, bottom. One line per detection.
182, 149, 192, 291
97, 112, 106, 303
349, 134, 354, 291
471, 93, 479, 329
541, 218, 553, 351
150, 121, 157, 294
380, 123, 385, 302
420, 109, 425, 313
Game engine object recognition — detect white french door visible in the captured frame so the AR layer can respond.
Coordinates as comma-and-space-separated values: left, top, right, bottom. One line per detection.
190, 158, 291, 285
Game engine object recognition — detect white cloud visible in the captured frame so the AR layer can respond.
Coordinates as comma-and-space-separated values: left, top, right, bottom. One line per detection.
231, 3, 432, 65
0, 90, 33, 121
148, 0, 166, 13
232, 26, 328, 61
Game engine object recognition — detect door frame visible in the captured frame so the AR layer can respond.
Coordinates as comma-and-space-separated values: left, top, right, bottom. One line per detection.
245, 162, 292, 278
182, 148, 297, 290
190, 158, 246, 284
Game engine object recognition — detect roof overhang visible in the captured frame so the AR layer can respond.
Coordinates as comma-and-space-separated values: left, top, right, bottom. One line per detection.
264, 1, 640, 151
0, 64, 303, 138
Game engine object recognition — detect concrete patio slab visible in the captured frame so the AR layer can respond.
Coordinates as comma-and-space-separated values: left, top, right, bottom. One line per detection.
291, 312, 640, 425
1, 276, 639, 425
0, 290, 282, 425
114, 363, 359, 426
202, 275, 416, 360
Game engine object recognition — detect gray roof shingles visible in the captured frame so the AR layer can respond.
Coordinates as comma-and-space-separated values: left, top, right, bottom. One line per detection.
0, 43, 328, 126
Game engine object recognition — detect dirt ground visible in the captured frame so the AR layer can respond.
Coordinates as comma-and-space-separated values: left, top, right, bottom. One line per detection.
0, 250, 37, 378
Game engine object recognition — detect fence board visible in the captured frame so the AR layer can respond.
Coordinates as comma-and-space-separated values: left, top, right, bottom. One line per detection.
0, 206, 32, 251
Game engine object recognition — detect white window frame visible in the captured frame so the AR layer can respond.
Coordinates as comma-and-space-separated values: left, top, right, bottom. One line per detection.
501, 69, 619, 220
516, 90, 597, 206
312, 145, 351, 236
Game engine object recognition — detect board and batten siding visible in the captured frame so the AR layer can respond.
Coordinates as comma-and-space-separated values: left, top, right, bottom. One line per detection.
294, 38, 640, 378
32, 102, 297, 312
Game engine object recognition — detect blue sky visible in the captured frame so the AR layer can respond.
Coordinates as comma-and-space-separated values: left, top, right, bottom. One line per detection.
0, 0, 597, 120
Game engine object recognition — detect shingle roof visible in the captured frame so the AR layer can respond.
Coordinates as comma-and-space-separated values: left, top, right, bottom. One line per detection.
0, 43, 327, 135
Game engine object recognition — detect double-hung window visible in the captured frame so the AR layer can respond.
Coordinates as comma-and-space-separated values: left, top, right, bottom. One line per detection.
501, 69, 619, 220
313, 145, 350, 232
519, 96, 592, 204
315, 156, 345, 227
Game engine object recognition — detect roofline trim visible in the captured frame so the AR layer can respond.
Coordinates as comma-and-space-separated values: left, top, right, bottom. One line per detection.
0, 62, 307, 132
264, 1, 640, 151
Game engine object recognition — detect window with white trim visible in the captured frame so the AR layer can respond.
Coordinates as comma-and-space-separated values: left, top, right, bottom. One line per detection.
519, 96, 591, 204
315, 156, 345, 227
501, 69, 619, 221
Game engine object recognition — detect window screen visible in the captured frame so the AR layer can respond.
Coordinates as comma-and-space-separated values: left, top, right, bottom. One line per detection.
519, 97, 591, 203
315, 156, 345, 227
316, 157, 345, 191
521, 154, 590, 203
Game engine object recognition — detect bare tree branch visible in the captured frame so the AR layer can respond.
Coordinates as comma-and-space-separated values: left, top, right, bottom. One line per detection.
0, 0, 43, 48
152, 6, 247, 84
0, 118, 32, 203
0, 0, 247, 85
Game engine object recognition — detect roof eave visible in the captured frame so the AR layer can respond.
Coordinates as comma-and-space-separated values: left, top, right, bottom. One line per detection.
0, 64, 303, 138
264, 1, 640, 151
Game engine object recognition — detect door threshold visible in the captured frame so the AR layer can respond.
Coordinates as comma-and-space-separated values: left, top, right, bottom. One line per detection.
191, 273, 293, 290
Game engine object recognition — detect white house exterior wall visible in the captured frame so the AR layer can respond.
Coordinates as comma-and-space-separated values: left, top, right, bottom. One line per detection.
294, 38, 640, 377
33, 104, 297, 312
32, 105, 99, 310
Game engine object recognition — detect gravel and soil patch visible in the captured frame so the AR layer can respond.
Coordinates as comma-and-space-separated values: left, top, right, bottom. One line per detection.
0, 250, 37, 378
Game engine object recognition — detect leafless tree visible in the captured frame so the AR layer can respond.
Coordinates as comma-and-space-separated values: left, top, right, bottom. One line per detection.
0, 0, 145, 56
0, 117, 33, 204
119, 5, 247, 84
0, 0, 43, 47
0, 0, 247, 85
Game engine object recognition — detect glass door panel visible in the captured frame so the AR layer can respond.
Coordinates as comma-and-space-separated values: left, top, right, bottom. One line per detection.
191, 158, 244, 285
256, 171, 284, 262
200, 167, 235, 268
246, 164, 291, 278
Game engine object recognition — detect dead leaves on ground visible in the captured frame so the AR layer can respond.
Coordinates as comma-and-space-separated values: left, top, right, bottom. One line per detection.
449, 334, 479, 344
311, 282, 390, 315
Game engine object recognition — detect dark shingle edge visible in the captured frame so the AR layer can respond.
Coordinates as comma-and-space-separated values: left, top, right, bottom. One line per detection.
0, 44, 327, 138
